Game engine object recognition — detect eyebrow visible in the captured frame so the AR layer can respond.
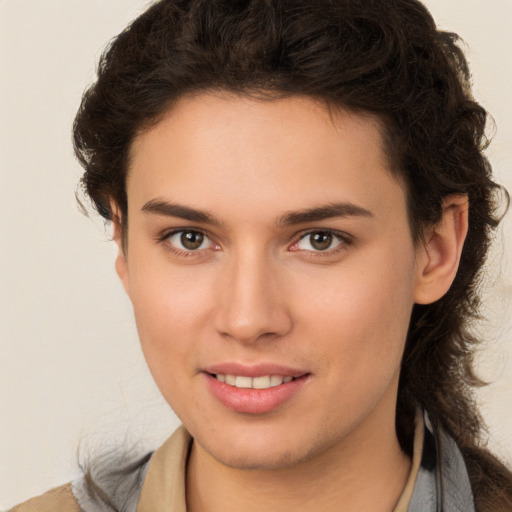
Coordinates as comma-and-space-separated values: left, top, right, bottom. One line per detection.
141, 199, 224, 228
276, 202, 374, 227
141, 199, 373, 227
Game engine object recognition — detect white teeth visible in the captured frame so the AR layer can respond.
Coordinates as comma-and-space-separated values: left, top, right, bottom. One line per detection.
215, 374, 295, 389
252, 376, 271, 389
235, 376, 252, 388
270, 375, 284, 386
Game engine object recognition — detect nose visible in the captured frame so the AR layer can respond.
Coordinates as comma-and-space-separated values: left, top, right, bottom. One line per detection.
214, 250, 293, 344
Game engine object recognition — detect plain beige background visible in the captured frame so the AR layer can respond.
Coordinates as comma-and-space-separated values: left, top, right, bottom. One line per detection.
1, 0, 511, 508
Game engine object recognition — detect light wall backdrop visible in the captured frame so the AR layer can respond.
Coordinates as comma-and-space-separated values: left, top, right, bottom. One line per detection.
1, 0, 511, 508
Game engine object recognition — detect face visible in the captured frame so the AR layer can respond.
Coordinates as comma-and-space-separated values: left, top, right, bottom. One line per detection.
117, 93, 427, 470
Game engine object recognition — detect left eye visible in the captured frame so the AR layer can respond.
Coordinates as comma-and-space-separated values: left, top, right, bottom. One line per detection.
296, 231, 344, 251
167, 230, 214, 251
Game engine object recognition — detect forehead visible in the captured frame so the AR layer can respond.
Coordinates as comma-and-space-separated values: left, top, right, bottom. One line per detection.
127, 92, 406, 226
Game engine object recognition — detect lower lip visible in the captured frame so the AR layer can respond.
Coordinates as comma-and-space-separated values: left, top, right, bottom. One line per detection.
205, 374, 310, 414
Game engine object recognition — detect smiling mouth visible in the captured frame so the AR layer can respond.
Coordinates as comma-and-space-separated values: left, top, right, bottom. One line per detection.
206, 371, 310, 413
212, 374, 295, 389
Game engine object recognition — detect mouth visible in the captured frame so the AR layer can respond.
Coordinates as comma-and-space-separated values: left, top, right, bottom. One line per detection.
210, 373, 295, 389
204, 366, 310, 414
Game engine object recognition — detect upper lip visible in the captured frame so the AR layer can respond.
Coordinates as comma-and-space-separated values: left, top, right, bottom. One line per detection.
204, 363, 309, 378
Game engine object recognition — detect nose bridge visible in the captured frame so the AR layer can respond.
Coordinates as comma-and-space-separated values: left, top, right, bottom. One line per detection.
214, 244, 292, 343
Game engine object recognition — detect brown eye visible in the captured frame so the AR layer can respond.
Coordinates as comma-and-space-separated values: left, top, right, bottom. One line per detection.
181, 231, 204, 250
167, 230, 213, 251
296, 231, 345, 252
310, 232, 333, 250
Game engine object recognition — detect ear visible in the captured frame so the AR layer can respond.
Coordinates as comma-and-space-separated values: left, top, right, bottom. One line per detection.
413, 195, 469, 305
111, 201, 130, 296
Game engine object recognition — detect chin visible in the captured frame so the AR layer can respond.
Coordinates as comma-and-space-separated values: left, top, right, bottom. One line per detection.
195, 423, 331, 472
210, 446, 305, 471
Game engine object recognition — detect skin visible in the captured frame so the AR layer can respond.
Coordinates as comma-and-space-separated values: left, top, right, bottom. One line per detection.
113, 92, 468, 511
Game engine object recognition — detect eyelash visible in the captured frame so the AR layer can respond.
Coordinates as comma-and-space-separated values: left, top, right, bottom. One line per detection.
158, 229, 219, 258
290, 230, 352, 257
157, 228, 352, 258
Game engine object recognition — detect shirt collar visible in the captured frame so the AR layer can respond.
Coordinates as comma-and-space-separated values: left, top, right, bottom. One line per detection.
407, 410, 475, 512
137, 425, 191, 512
136, 411, 475, 512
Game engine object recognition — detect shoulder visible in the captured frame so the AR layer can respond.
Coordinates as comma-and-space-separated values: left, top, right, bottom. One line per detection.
9, 483, 81, 512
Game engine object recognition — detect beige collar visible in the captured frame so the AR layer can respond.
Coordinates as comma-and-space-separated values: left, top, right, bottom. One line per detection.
393, 408, 424, 511
137, 413, 424, 512
137, 426, 191, 512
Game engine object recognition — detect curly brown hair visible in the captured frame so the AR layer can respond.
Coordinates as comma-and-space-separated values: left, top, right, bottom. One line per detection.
73, 0, 512, 508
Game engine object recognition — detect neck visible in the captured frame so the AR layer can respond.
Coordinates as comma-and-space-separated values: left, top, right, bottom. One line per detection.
186, 405, 411, 512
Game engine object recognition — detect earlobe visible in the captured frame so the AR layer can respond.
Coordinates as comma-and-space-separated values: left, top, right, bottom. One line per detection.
111, 202, 130, 296
413, 195, 469, 305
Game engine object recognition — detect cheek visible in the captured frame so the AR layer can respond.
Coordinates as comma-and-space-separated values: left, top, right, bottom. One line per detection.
129, 243, 214, 323
296, 244, 416, 381
126, 255, 216, 381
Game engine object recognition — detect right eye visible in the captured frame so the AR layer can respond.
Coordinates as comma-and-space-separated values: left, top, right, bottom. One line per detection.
165, 230, 215, 252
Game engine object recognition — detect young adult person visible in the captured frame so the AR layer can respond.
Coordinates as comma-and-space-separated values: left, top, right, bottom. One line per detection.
10, 0, 512, 511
